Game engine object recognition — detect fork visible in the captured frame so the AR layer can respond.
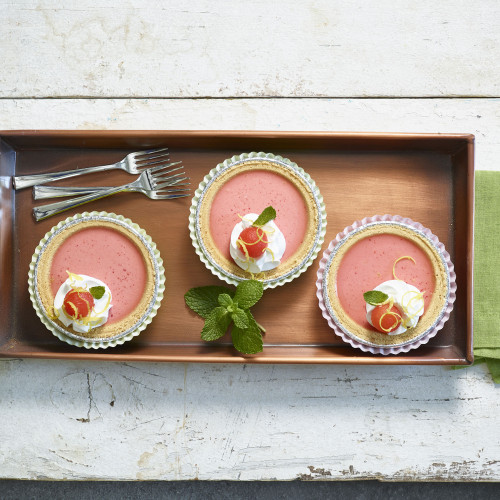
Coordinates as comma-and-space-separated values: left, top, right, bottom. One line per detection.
33, 163, 189, 221
33, 175, 189, 200
13, 148, 170, 190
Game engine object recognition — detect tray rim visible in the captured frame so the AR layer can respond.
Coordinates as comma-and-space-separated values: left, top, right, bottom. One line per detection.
0, 129, 474, 365
0, 129, 476, 151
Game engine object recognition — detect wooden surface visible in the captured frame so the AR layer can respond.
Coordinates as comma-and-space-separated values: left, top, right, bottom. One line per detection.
2, 0, 499, 98
0, 1, 499, 481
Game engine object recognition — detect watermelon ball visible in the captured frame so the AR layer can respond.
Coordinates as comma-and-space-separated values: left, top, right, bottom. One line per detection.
237, 226, 268, 258
371, 303, 402, 333
63, 289, 95, 319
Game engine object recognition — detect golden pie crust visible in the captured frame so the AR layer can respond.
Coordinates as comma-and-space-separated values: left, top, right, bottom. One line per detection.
198, 159, 320, 280
36, 220, 156, 340
325, 223, 448, 346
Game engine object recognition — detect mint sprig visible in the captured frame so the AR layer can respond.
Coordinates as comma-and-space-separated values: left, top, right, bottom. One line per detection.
232, 312, 263, 354
201, 306, 232, 341
89, 286, 105, 300
185, 286, 235, 319
363, 290, 389, 306
233, 279, 264, 309
185, 280, 265, 354
252, 206, 276, 227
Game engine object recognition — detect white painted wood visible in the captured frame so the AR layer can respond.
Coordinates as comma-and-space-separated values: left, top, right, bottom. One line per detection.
0, 97, 498, 481
0, 359, 498, 481
2, 0, 500, 98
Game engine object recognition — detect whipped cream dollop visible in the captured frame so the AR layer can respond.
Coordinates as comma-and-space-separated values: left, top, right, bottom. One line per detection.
230, 213, 286, 273
366, 280, 425, 335
54, 274, 113, 334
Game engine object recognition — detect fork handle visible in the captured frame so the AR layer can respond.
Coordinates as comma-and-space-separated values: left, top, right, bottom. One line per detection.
33, 185, 111, 200
33, 185, 127, 221
13, 163, 117, 190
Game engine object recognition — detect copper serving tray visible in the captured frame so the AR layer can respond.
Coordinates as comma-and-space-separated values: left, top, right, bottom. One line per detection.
0, 131, 474, 364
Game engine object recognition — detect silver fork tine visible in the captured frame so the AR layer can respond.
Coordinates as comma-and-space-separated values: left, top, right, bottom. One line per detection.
154, 172, 187, 183
156, 177, 191, 189
155, 184, 191, 192
152, 171, 187, 182
167, 179, 190, 186
135, 154, 171, 167
137, 160, 182, 172
151, 174, 188, 189
152, 164, 184, 175
156, 189, 191, 195
155, 178, 189, 190
147, 162, 182, 175
132, 148, 169, 159
154, 193, 190, 199
143, 164, 188, 191
148, 165, 186, 185
135, 152, 170, 163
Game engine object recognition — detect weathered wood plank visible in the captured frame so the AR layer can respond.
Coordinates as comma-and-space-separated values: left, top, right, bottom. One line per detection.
0, 359, 498, 480
2, 1, 499, 98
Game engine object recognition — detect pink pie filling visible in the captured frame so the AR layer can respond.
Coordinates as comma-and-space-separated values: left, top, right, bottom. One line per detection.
209, 170, 309, 261
50, 227, 148, 324
336, 233, 436, 328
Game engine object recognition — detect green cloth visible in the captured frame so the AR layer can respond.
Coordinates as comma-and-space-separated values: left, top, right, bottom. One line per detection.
473, 171, 500, 382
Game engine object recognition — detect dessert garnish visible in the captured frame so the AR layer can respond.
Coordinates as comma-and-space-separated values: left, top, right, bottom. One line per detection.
363, 290, 389, 306
252, 206, 277, 227
53, 271, 112, 333
392, 255, 416, 281
237, 206, 276, 259
230, 206, 286, 273
363, 257, 425, 335
237, 226, 269, 259
185, 280, 265, 354
370, 302, 403, 333
63, 289, 95, 319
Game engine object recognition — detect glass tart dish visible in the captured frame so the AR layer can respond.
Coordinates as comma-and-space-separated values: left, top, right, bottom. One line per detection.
28, 211, 165, 349
189, 152, 327, 288
316, 215, 457, 355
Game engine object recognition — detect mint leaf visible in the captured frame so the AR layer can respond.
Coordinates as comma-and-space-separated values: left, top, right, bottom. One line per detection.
245, 309, 266, 333
201, 306, 231, 341
363, 290, 389, 306
252, 206, 276, 227
89, 286, 105, 300
218, 293, 233, 308
231, 308, 249, 329
233, 280, 264, 309
231, 312, 263, 354
185, 286, 234, 319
